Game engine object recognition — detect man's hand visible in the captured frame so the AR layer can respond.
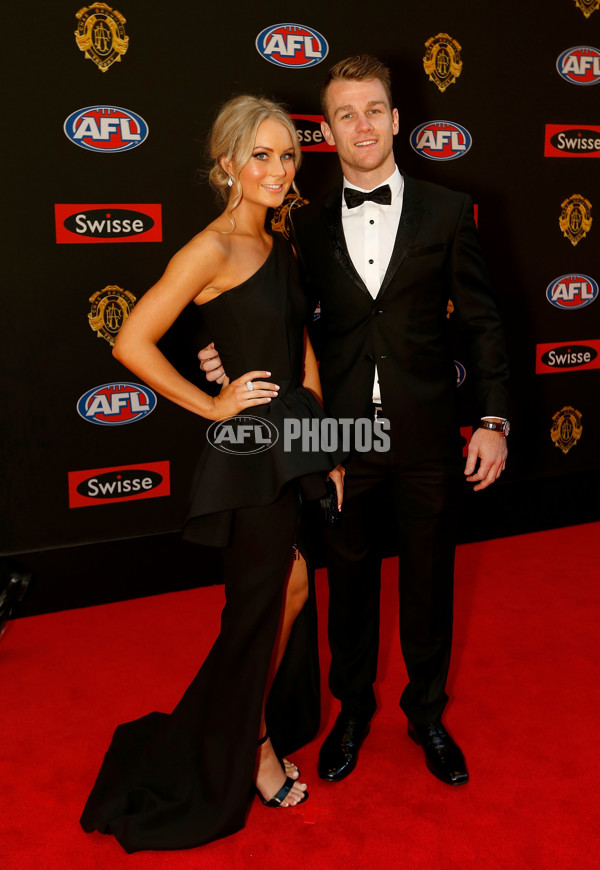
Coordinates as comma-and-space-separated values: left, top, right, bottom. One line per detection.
464, 428, 507, 491
328, 464, 345, 511
198, 342, 226, 384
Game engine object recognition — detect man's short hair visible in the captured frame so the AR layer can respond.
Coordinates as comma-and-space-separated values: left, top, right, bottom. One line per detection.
320, 55, 393, 122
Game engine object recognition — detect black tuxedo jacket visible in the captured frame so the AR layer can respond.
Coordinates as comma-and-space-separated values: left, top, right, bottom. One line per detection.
292, 174, 510, 466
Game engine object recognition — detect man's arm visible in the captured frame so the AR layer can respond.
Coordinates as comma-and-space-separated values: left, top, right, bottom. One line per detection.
450, 195, 511, 489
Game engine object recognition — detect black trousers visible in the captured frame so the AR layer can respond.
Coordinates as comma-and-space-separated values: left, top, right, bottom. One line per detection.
325, 447, 462, 726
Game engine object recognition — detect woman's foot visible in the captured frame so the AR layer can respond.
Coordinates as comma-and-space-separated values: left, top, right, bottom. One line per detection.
255, 737, 308, 807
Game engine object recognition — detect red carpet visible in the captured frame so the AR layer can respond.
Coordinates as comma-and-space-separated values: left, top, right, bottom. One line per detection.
3, 523, 599, 869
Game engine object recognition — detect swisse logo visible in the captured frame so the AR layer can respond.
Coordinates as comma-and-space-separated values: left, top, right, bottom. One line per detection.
536, 340, 600, 373
290, 115, 336, 152
455, 361, 466, 387
557, 46, 600, 85
410, 121, 472, 160
207, 415, 279, 454
77, 382, 157, 425
64, 106, 148, 152
55, 204, 162, 244
68, 461, 170, 508
544, 124, 600, 157
546, 274, 598, 309
255, 24, 328, 68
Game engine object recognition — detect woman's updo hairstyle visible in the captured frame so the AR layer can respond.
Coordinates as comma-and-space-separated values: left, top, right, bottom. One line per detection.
208, 95, 302, 220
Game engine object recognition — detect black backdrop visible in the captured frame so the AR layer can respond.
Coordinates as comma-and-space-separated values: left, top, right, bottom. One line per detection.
3, 2, 600, 613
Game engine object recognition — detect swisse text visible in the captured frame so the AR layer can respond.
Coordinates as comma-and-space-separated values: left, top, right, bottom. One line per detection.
71, 212, 147, 235
79, 471, 162, 498
553, 132, 600, 151
544, 348, 595, 366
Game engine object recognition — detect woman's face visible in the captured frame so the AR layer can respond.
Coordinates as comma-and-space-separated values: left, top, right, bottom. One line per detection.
237, 118, 296, 208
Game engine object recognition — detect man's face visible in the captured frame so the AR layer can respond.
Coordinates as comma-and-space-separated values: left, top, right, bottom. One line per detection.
321, 78, 399, 187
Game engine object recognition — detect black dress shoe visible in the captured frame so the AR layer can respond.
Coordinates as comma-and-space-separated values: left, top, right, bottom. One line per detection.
408, 720, 469, 786
318, 713, 371, 782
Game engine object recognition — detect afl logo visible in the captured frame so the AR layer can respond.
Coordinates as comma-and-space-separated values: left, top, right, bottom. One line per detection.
410, 121, 472, 161
255, 24, 328, 68
546, 274, 599, 309
64, 106, 148, 152
557, 47, 600, 85
207, 415, 279, 454
77, 382, 157, 425
455, 361, 466, 387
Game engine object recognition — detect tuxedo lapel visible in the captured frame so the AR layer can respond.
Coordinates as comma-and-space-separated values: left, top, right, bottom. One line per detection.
323, 187, 371, 299
377, 175, 425, 299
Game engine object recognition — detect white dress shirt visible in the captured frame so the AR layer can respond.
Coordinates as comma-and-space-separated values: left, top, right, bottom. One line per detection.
342, 166, 403, 403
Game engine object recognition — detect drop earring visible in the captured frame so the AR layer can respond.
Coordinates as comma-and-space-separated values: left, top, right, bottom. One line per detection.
227, 176, 233, 187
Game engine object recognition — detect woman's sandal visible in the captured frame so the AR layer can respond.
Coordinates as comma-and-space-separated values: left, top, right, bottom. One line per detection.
256, 733, 309, 808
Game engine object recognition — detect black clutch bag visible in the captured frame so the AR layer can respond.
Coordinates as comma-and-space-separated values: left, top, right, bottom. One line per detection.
319, 476, 340, 527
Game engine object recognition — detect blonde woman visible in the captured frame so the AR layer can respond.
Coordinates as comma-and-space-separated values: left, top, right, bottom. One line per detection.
80, 96, 344, 852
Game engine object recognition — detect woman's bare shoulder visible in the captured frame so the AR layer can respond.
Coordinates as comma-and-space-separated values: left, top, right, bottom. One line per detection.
171, 225, 232, 270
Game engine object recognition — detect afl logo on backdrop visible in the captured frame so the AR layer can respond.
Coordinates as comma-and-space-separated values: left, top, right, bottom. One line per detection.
455, 361, 467, 387
410, 121, 472, 160
77, 383, 157, 425
255, 24, 328, 68
546, 274, 599, 309
556, 47, 600, 85
64, 106, 148, 152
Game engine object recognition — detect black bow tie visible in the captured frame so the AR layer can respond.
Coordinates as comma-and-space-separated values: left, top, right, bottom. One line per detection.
344, 184, 392, 209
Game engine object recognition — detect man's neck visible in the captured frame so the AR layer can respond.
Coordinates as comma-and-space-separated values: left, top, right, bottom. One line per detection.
341, 161, 397, 191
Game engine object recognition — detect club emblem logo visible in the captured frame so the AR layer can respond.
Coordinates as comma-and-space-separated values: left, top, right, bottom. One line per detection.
572, 0, 599, 19
550, 406, 583, 454
559, 195, 593, 246
74, 4, 129, 72
88, 285, 136, 346
423, 33, 463, 92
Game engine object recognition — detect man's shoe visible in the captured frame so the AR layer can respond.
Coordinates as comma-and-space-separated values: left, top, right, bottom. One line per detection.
318, 713, 371, 782
408, 720, 469, 785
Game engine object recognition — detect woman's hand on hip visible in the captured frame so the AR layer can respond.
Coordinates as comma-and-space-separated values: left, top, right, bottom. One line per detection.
208, 371, 279, 420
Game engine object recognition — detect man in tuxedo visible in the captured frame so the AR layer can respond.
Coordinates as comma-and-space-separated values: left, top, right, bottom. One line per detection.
200, 55, 510, 787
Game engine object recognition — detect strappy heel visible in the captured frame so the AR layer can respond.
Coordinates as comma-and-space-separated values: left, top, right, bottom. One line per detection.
255, 733, 308, 807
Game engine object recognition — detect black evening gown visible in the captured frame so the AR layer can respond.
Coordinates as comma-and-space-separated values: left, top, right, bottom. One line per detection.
80, 233, 339, 852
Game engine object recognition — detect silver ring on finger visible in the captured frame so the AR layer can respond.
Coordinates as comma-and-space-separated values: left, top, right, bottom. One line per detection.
246, 380, 254, 392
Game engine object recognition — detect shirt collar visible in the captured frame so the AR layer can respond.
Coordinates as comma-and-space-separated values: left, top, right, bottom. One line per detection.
342, 166, 403, 205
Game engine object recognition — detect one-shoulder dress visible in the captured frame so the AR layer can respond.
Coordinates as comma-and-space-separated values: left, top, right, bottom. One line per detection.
80, 232, 340, 852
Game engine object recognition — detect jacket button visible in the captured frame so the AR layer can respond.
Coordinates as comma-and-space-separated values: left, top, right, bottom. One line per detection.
380, 354, 387, 360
